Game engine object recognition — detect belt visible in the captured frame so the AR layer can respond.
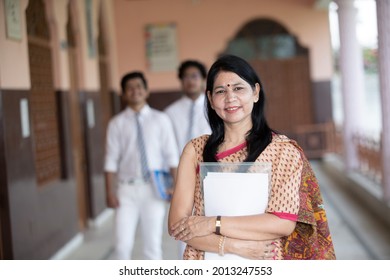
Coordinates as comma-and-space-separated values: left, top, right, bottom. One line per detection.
119, 178, 148, 185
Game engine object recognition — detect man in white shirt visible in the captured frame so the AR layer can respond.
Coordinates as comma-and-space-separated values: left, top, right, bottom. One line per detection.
165, 60, 211, 259
104, 72, 178, 260
165, 60, 211, 154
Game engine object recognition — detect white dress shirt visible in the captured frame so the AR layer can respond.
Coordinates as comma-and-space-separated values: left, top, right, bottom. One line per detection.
104, 105, 179, 182
165, 94, 211, 153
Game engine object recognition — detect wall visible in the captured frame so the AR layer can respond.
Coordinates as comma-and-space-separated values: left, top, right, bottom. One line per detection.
0, 0, 117, 259
0, 0, 333, 258
0, 0, 80, 259
113, 0, 333, 92
0, 0, 30, 89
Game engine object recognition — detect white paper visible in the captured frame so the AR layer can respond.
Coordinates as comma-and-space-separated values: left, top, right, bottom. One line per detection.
202, 171, 270, 260
204, 172, 269, 216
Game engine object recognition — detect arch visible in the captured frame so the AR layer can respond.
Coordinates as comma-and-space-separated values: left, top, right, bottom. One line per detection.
223, 18, 308, 61
235, 18, 290, 37
221, 17, 315, 139
26, 0, 50, 39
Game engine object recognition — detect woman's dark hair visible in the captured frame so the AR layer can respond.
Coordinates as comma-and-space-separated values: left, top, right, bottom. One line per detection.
120, 71, 148, 92
178, 60, 207, 80
203, 54, 273, 162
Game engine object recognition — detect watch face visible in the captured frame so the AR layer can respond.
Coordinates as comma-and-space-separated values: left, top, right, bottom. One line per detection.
215, 216, 221, 234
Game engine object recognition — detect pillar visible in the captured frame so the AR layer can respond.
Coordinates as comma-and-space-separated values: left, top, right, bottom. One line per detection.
335, 0, 366, 171
376, 0, 390, 202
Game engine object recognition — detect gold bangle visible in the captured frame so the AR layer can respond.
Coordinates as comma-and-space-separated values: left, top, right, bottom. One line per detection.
218, 236, 226, 256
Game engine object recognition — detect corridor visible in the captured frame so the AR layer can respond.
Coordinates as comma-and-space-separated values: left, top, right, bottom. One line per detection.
61, 155, 390, 260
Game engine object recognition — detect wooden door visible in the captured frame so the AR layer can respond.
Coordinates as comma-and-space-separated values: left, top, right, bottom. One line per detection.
0, 220, 3, 259
250, 56, 314, 133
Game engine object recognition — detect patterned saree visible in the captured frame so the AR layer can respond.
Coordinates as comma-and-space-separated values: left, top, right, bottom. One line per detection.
183, 134, 336, 260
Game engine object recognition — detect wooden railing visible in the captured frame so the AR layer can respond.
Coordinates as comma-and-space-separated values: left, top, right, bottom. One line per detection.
353, 133, 382, 184
333, 126, 344, 157
293, 122, 336, 159
295, 123, 382, 185
332, 126, 382, 185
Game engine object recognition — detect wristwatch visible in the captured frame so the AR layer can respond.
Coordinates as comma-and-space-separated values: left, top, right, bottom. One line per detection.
215, 215, 221, 235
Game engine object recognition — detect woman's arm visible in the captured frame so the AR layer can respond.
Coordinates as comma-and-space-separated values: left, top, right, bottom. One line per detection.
170, 213, 296, 242
168, 141, 198, 233
182, 234, 276, 260
221, 214, 296, 239
168, 141, 295, 257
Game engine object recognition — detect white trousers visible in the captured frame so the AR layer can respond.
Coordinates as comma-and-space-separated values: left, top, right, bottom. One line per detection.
114, 181, 166, 260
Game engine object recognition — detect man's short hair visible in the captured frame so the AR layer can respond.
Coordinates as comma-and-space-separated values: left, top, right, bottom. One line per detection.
178, 60, 207, 80
120, 71, 148, 92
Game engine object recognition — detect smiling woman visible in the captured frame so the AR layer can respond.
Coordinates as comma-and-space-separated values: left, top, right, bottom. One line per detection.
207, 71, 259, 132
168, 55, 336, 260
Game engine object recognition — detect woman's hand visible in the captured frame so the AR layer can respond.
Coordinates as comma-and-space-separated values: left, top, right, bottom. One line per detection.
170, 216, 214, 241
228, 239, 277, 260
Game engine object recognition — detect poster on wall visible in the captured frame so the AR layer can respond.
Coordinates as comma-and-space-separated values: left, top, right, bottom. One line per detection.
4, 0, 22, 40
145, 23, 178, 72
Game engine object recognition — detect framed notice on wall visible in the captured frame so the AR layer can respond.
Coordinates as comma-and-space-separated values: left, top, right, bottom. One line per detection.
4, 0, 22, 40
145, 23, 178, 72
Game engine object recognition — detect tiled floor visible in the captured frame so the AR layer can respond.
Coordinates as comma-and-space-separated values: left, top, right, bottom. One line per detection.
311, 160, 388, 259
63, 158, 390, 260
